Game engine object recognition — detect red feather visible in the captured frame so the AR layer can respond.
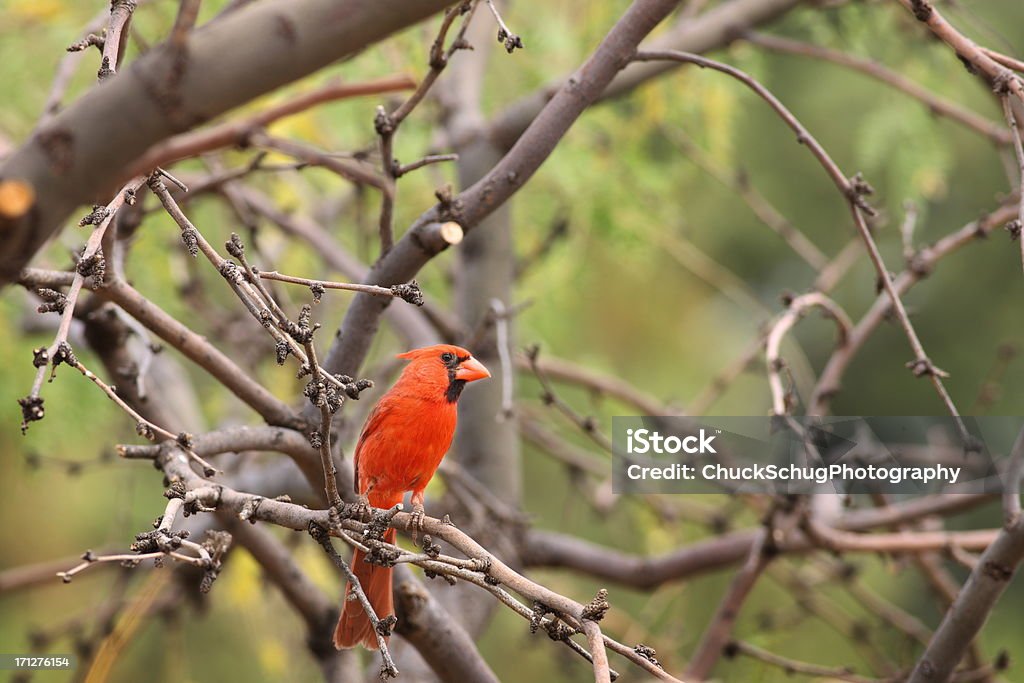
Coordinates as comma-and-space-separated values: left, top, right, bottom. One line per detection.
334, 344, 489, 649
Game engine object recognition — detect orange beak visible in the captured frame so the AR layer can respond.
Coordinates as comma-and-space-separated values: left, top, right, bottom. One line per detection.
455, 356, 491, 382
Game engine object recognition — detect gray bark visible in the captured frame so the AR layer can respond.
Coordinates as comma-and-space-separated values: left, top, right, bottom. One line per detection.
0, 0, 452, 283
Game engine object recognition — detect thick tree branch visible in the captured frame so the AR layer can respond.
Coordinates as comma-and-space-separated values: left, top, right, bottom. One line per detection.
522, 492, 996, 588
907, 429, 1024, 683
0, 0, 454, 284
153, 441, 685, 681
318, 0, 686, 384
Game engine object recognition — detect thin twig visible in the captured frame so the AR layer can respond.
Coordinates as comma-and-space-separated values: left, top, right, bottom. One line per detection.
685, 522, 774, 679
250, 133, 386, 189
41, 6, 109, 119
490, 299, 515, 419
68, 354, 219, 475
765, 293, 852, 416
374, 2, 477, 252
981, 47, 1024, 74
129, 75, 416, 174
1002, 428, 1024, 527
894, 0, 1024, 111
304, 338, 342, 509
747, 32, 1012, 145
484, 0, 523, 53
518, 352, 674, 416
727, 640, 879, 683
170, 0, 202, 48
1000, 94, 1024, 271
20, 177, 146, 433
633, 49, 967, 433
99, 0, 138, 80
148, 176, 368, 399
667, 127, 829, 268
310, 522, 397, 676
802, 518, 999, 554
524, 345, 613, 452
581, 620, 613, 683
900, 201, 919, 264
99, 278, 304, 429
394, 153, 459, 177
255, 270, 424, 304
57, 498, 215, 583
810, 202, 1018, 413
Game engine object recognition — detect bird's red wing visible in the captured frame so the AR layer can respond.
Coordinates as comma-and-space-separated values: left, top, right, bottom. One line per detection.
352, 396, 396, 495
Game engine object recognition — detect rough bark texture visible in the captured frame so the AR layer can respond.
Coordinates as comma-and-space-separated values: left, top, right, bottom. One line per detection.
0, 0, 452, 283
907, 524, 1024, 682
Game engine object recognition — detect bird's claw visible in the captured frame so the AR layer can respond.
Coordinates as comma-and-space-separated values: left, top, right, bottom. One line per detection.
406, 504, 426, 543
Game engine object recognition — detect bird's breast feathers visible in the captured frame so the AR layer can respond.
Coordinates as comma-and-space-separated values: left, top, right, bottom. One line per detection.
355, 396, 457, 495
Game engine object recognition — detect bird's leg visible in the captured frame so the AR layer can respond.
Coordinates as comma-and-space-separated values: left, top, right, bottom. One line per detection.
407, 491, 426, 542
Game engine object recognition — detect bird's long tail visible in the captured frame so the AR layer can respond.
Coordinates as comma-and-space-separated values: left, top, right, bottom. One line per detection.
334, 494, 402, 650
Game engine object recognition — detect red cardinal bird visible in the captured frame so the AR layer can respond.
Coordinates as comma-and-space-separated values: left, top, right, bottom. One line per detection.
333, 344, 490, 650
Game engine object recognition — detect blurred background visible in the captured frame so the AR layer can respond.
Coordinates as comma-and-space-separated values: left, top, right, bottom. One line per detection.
1, 0, 1023, 680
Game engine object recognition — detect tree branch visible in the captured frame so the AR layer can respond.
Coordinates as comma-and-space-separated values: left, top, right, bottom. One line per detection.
318, 0, 685, 386
129, 74, 417, 174
0, 0, 454, 284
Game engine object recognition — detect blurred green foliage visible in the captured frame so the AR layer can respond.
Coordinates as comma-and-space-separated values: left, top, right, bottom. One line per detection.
2, 0, 1024, 681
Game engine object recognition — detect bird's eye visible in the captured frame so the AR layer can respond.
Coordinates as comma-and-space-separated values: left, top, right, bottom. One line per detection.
441, 352, 455, 363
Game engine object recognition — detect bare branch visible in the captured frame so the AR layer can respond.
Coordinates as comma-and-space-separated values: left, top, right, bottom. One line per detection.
375, 2, 477, 253
250, 133, 386, 189
727, 640, 878, 683
0, 0, 455, 283
1000, 94, 1024, 270
487, 0, 804, 150
765, 293, 852, 416
747, 32, 1013, 145
255, 270, 424, 305
907, 439, 1024, 683
686, 523, 775, 679
310, 521, 398, 677
99, 0, 138, 80
581, 619, 612, 683
634, 49, 966, 429
522, 493, 996, 588
130, 75, 417, 174
317, 0, 685, 386
100, 278, 305, 428
810, 202, 1018, 413
516, 352, 675, 416
18, 176, 145, 434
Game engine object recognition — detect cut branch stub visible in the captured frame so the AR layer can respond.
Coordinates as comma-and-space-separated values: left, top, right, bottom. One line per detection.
439, 220, 464, 245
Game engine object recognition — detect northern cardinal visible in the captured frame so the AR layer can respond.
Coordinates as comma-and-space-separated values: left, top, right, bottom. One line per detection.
333, 344, 490, 650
